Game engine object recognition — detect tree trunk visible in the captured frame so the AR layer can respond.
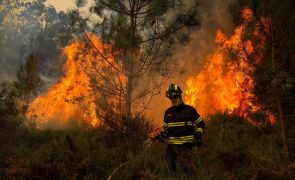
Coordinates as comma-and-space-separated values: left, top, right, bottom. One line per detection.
270, 16, 289, 159
125, 58, 133, 119
275, 93, 289, 158
125, 4, 136, 119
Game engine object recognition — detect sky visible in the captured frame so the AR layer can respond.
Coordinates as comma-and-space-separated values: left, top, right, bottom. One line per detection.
45, 0, 92, 12
45, 0, 75, 11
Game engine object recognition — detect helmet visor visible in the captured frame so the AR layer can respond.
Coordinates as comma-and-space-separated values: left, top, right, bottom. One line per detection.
166, 91, 180, 99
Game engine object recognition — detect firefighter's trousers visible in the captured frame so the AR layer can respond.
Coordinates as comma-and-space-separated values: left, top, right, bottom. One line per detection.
166, 143, 195, 175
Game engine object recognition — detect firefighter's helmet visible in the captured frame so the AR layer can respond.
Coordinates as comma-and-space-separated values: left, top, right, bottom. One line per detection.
166, 83, 182, 99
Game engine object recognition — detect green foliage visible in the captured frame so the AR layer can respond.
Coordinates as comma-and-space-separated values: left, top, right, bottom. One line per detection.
146, 0, 171, 17
102, 15, 134, 50
14, 53, 41, 97
0, 81, 24, 133
0, 0, 72, 80
1, 112, 295, 179
0, 82, 17, 117
0, 114, 154, 179
75, 0, 88, 8
12, 53, 41, 113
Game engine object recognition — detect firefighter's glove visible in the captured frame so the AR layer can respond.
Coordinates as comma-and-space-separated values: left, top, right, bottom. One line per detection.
157, 131, 168, 143
157, 136, 166, 143
194, 131, 203, 147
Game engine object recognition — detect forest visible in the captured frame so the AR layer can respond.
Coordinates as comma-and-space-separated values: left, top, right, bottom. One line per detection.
0, 0, 294, 179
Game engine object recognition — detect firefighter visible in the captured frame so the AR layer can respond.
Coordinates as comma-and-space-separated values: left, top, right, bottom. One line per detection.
161, 83, 205, 174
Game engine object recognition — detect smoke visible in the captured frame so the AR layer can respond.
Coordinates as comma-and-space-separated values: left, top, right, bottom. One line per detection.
0, 1, 41, 80
0, 1, 72, 84
174, 0, 235, 76
147, 0, 235, 126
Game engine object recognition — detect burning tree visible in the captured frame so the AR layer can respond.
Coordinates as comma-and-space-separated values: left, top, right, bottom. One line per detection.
222, 0, 295, 159
184, 7, 276, 125
244, 0, 295, 159
184, 0, 294, 159
26, 35, 127, 128
69, 0, 199, 120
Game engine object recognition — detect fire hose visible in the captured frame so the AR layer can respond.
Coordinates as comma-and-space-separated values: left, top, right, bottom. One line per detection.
106, 128, 166, 180
106, 162, 128, 180
143, 128, 167, 158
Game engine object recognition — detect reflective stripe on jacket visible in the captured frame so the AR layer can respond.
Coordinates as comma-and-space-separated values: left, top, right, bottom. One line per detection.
163, 102, 204, 145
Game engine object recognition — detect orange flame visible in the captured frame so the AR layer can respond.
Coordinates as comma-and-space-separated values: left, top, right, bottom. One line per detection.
27, 34, 125, 128
184, 8, 275, 124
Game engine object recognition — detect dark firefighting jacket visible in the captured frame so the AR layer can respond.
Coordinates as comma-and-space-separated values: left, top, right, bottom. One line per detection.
163, 102, 204, 145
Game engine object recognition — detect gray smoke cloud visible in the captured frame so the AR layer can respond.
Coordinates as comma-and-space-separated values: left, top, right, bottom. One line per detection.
0, 1, 43, 81
174, 0, 234, 76
0, 0, 72, 83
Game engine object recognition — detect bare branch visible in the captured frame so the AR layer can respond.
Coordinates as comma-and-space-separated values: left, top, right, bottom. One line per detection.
137, 0, 152, 10
133, 36, 156, 77
134, 85, 155, 117
134, 10, 153, 15
79, 23, 127, 75
131, 73, 171, 102
128, 0, 132, 10
100, 0, 131, 15
118, 1, 131, 14
136, 24, 185, 44
78, 51, 124, 97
